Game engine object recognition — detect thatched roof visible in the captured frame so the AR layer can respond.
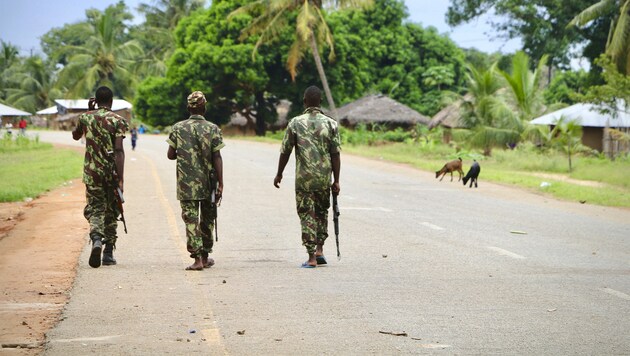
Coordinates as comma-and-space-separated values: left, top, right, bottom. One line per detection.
428, 94, 471, 129
336, 94, 430, 126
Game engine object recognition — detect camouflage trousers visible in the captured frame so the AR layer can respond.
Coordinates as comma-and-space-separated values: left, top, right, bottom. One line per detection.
296, 189, 330, 254
180, 199, 216, 258
84, 184, 120, 245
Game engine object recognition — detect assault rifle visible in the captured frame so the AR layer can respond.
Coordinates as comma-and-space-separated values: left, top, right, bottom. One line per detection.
112, 169, 128, 234
108, 150, 127, 234
332, 192, 340, 261
210, 170, 221, 242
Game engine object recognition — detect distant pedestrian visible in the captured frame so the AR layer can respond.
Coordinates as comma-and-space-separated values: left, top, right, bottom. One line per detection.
130, 126, 138, 150
72, 86, 128, 268
4, 122, 13, 136
274, 85, 341, 268
167, 91, 225, 271
18, 118, 27, 135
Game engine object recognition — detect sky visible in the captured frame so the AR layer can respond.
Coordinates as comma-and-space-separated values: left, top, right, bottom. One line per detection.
0, 0, 521, 57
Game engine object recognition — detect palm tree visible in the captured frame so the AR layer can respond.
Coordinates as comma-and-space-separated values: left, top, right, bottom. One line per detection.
135, 0, 206, 76
229, 0, 374, 118
569, 0, 630, 74
498, 51, 548, 121
459, 64, 522, 156
550, 116, 585, 172
57, 7, 143, 99
138, 0, 206, 30
1, 41, 20, 100
5, 56, 62, 113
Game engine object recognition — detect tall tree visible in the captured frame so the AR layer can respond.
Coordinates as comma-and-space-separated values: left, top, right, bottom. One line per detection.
5, 56, 62, 113
136, 0, 288, 133
569, 0, 630, 74
133, 0, 207, 76
229, 0, 374, 118
56, 5, 143, 99
446, 0, 609, 70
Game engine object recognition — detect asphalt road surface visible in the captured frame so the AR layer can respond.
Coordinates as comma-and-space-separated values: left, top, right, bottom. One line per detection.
37, 131, 629, 355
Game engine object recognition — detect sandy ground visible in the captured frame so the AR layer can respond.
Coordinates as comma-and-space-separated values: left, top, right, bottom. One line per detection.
0, 180, 86, 355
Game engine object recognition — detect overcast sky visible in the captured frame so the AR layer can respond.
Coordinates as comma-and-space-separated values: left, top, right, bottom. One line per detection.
0, 0, 520, 56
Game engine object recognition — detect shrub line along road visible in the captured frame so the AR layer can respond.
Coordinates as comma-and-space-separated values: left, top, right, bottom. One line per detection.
36, 131, 629, 354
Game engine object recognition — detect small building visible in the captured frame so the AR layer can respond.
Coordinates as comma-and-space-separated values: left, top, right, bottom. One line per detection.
428, 94, 471, 143
221, 100, 291, 136
0, 103, 31, 128
51, 99, 133, 130
34, 106, 60, 128
336, 94, 430, 129
530, 102, 630, 153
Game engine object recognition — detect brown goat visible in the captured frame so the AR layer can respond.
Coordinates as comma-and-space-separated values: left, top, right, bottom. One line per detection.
435, 157, 464, 182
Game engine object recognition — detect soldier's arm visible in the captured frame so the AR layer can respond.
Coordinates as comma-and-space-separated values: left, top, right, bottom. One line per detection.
72, 121, 84, 141
167, 146, 177, 160
274, 153, 291, 188
212, 151, 223, 198
331, 152, 341, 194
114, 136, 125, 192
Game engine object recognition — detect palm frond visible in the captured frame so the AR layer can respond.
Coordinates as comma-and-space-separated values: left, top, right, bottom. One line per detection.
568, 0, 615, 27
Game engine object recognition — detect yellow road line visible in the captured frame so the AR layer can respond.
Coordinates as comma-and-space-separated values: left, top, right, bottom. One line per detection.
140, 151, 228, 355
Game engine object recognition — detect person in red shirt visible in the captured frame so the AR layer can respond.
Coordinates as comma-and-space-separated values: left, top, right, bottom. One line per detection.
18, 118, 27, 135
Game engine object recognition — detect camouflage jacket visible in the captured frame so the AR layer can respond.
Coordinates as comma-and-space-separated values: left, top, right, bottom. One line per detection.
167, 115, 225, 200
78, 108, 128, 187
281, 107, 341, 192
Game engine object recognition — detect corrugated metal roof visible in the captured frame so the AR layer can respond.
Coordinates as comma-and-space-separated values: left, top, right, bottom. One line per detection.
0, 103, 31, 116
530, 102, 630, 128
36, 106, 58, 115
55, 99, 133, 111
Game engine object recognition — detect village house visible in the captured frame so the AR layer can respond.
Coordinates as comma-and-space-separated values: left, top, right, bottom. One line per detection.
0, 103, 31, 131
336, 94, 430, 129
49, 99, 133, 130
530, 102, 630, 155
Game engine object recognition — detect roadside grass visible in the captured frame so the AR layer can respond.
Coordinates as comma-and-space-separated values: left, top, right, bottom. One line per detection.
239, 132, 630, 208
0, 135, 83, 202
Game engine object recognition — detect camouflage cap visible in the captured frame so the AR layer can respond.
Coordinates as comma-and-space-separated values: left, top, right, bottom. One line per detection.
187, 91, 206, 108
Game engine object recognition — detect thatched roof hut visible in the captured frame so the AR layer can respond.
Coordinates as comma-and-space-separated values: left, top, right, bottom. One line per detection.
336, 94, 430, 128
428, 94, 471, 129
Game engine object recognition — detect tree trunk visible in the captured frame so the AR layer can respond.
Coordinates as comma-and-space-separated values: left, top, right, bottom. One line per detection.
309, 33, 337, 120
255, 91, 267, 137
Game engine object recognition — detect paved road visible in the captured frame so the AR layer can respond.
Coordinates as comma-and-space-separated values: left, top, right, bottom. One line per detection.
37, 131, 630, 354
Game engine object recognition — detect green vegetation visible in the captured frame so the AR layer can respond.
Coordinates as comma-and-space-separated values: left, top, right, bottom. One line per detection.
0, 135, 83, 202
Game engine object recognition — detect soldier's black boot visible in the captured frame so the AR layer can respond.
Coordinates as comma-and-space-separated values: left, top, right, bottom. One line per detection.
102, 243, 117, 266
89, 232, 103, 268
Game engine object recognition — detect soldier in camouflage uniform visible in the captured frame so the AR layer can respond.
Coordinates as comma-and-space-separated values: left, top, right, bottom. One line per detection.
167, 91, 225, 271
274, 86, 341, 268
72, 86, 128, 268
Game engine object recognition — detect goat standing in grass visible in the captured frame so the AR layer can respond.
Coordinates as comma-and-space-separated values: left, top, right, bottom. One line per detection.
435, 158, 464, 182
463, 160, 480, 188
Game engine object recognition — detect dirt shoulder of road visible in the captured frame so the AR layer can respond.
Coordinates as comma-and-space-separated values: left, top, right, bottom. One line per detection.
0, 180, 86, 355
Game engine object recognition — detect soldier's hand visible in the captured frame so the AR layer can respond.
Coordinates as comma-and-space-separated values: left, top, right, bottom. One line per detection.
118, 180, 124, 193
331, 182, 340, 195
273, 175, 282, 188
88, 97, 97, 110
216, 183, 223, 201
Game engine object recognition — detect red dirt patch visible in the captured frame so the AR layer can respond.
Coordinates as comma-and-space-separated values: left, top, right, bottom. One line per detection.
0, 180, 86, 355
